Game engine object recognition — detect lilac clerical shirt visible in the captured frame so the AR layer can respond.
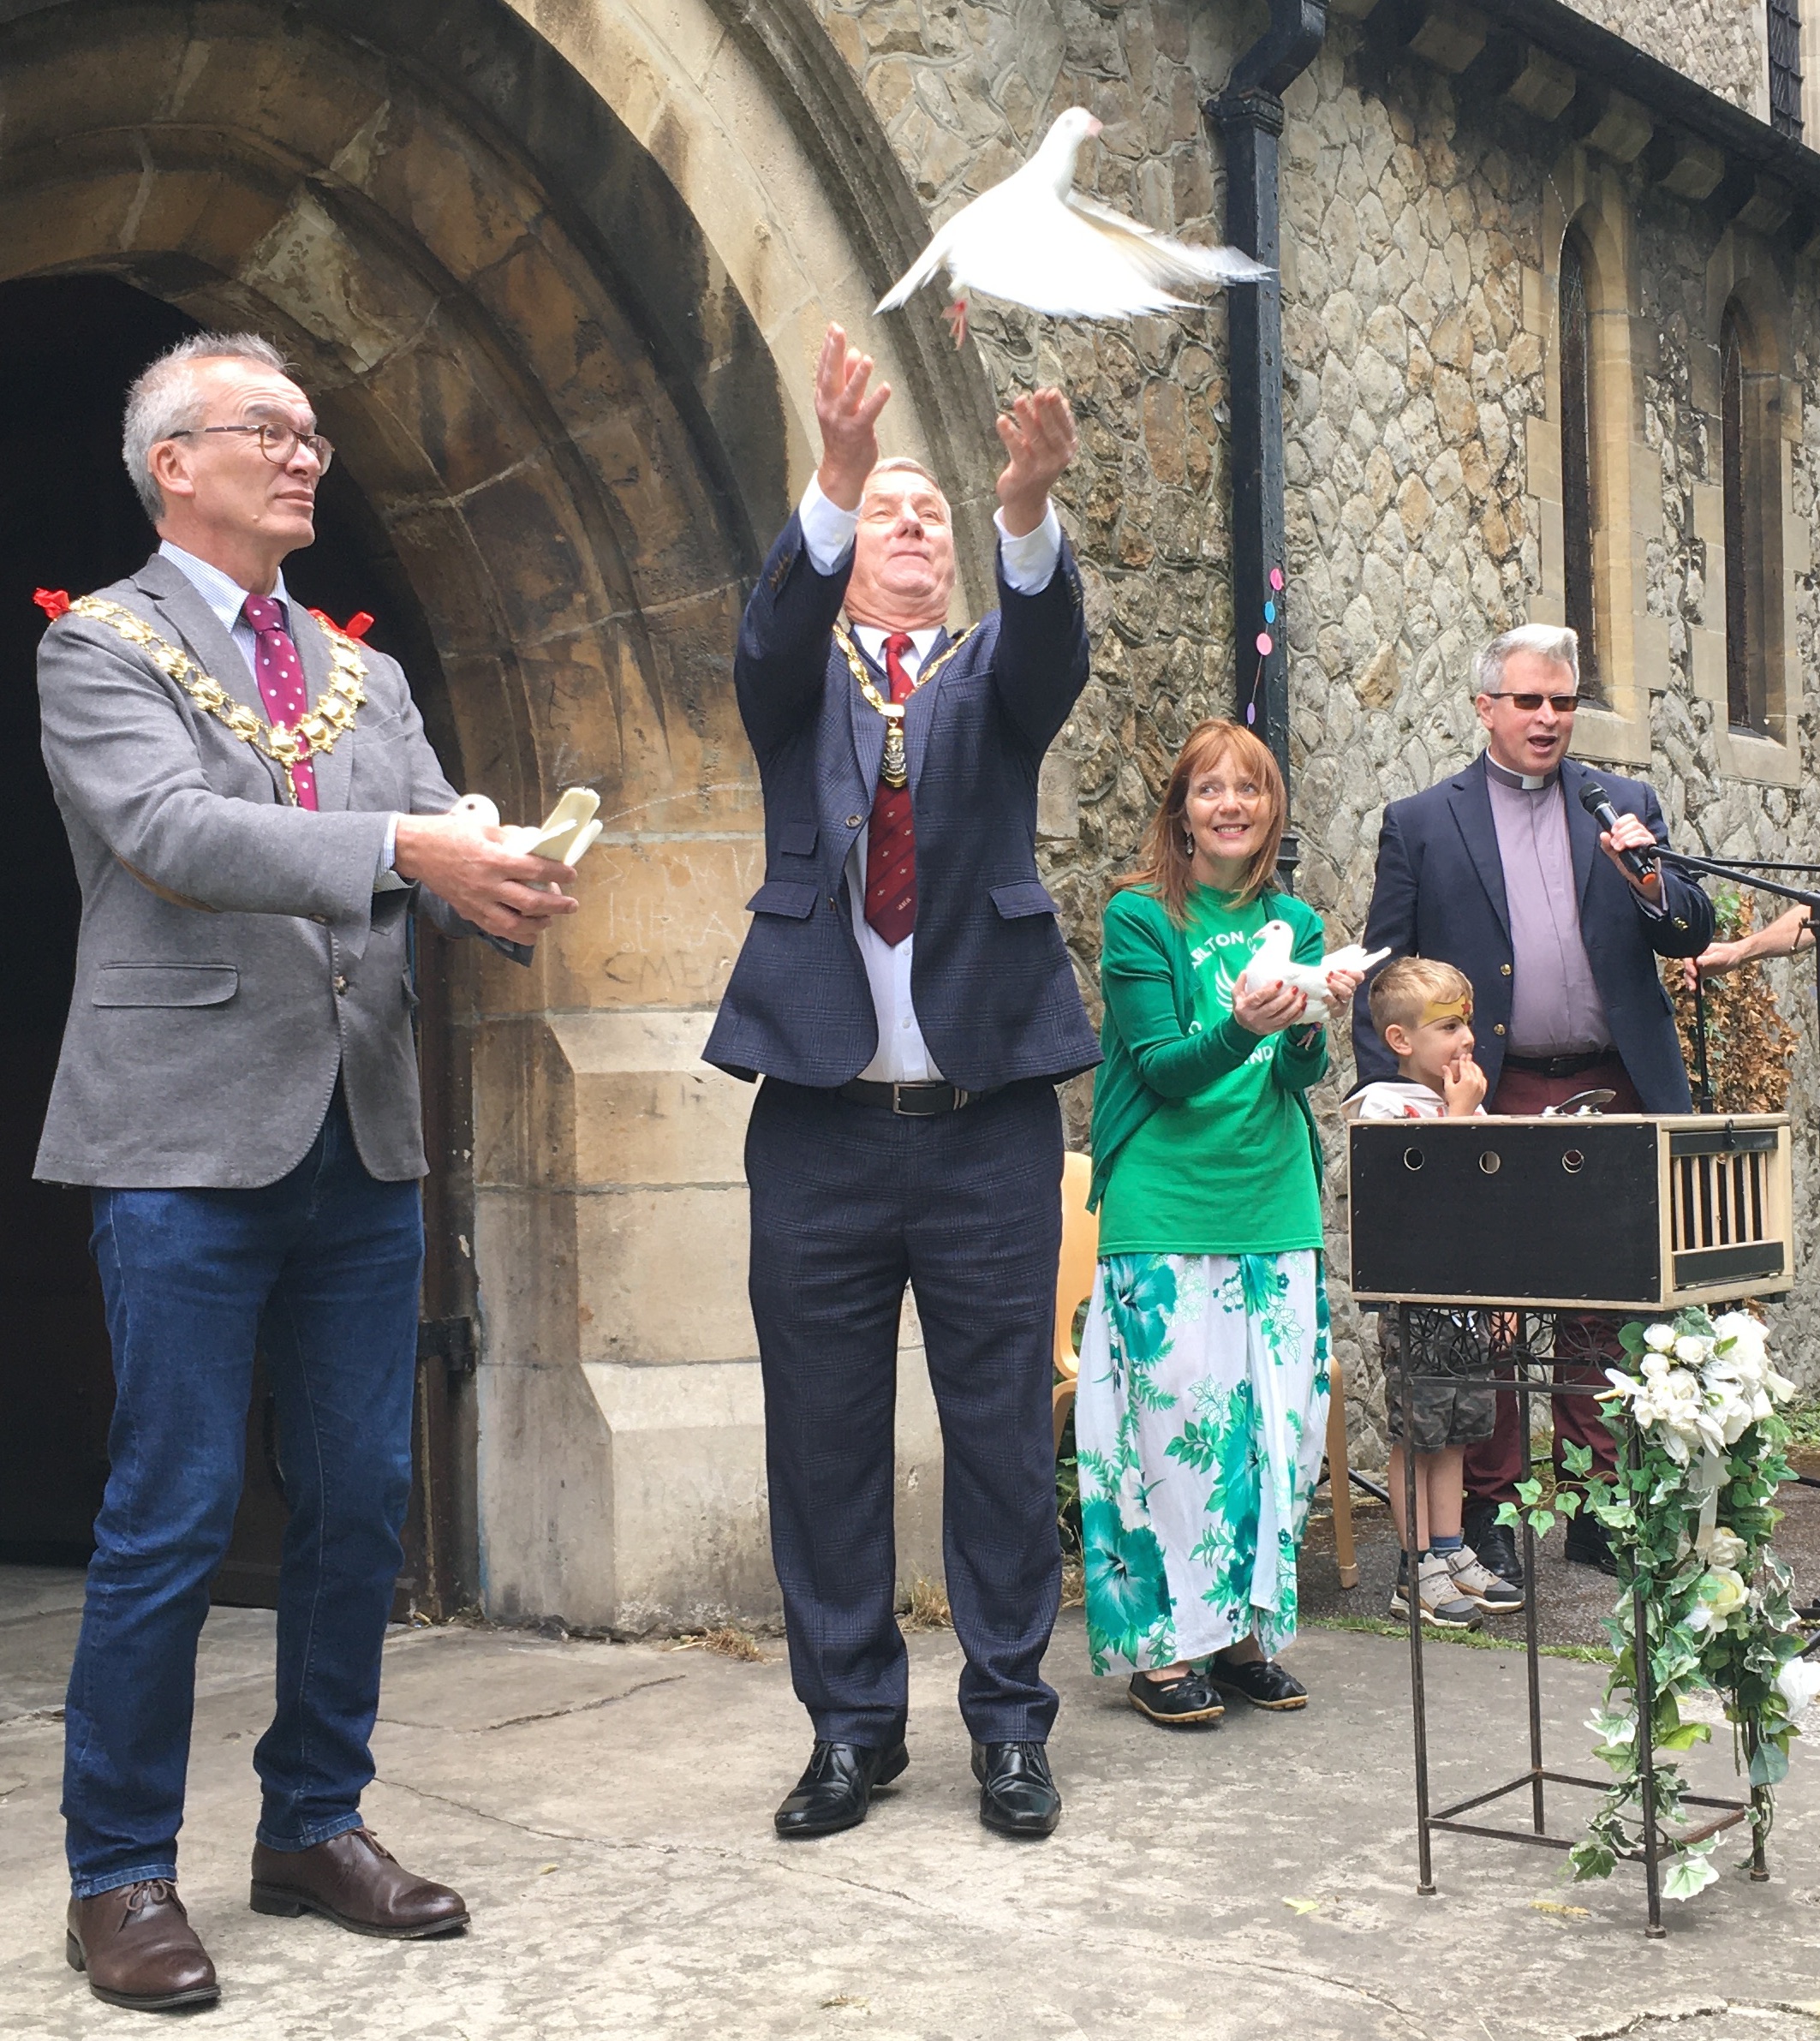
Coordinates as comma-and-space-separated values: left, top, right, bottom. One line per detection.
1483, 755, 1614, 1056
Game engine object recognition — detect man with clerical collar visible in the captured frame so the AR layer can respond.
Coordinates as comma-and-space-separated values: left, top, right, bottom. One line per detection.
706, 324, 1099, 1842
1352, 623, 1712, 1581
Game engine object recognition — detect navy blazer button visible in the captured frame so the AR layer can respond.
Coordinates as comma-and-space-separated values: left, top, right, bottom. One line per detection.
1493, 1023, 1506, 1035
1501, 963, 1512, 976
846, 814, 862, 829
828, 895, 838, 910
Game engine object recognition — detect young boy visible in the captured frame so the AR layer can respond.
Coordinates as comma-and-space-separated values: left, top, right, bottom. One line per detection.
1346, 958, 1524, 1626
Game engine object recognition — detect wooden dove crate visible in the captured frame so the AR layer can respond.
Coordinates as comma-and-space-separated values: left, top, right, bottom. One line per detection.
1348, 1114, 1793, 1311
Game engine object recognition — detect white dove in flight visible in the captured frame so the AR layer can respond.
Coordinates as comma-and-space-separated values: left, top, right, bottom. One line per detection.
1237, 921, 1391, 1025
875, 105, 1273, 346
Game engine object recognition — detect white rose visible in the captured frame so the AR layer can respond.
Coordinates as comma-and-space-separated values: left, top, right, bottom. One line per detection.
1707, 1527, 1749, 1571
1674, 1334, 1712, 1366
1702, 1566, 1748, 1623
1644, 1323, 1677, 1352
1775, 1656, 1820, 1717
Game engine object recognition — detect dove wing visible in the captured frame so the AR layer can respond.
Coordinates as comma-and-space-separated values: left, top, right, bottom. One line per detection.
1063, 193, 1274, 289
932, 188, 1216, 318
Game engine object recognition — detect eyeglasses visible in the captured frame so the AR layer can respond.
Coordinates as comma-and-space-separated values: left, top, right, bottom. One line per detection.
1489, 691, 1580, 714
168, 422, 335, 474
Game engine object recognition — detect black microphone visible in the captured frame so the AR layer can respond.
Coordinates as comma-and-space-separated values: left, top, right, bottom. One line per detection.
1578, 779, 1657, 883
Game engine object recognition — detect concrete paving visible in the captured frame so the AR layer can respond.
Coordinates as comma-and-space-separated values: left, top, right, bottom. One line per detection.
1, 1567, 1817, 2040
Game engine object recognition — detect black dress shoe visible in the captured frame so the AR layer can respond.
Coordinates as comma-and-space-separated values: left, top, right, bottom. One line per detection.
1565, 1515, 1620, 1575
773, 1739, 907, 1839
1463, 1507, 1525, 1590
970, 1740, 1060, 1837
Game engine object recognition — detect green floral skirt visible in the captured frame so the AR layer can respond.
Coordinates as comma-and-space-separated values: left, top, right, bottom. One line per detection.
1075, 1250, 1330, 1674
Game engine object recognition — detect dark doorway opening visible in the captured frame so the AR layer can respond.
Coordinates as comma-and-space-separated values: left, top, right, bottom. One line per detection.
0, 274, 474, 1615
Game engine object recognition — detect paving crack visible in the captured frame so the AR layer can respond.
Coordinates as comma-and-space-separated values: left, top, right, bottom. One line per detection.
378, 1672, 685, 1734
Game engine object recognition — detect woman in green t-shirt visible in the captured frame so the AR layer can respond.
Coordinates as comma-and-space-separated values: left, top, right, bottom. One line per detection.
1077, 719, 1362, 1727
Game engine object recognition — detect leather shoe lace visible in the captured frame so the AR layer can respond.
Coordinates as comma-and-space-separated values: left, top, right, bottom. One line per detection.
971, 1740, 1061, 1837
67, 1879, 219, 2011
774, 1738, 909, 1838
250, 1827, 468, 1938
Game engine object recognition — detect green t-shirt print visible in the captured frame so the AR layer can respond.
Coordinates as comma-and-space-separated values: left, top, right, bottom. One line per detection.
1096, 887, 1327, 1258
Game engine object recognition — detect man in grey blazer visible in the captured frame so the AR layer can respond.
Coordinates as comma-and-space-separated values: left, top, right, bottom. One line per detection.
37, 332, 576, 2012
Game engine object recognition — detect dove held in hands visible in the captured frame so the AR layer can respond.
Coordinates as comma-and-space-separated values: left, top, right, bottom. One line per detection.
875, 106, 1272, 346
1236, 920, 1390, 1026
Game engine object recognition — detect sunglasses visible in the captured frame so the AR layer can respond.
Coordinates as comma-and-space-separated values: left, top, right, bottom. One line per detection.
1488, 691, 1580, 714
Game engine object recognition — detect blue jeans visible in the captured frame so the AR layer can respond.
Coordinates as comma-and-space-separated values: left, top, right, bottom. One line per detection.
62, 1092, 423, 1898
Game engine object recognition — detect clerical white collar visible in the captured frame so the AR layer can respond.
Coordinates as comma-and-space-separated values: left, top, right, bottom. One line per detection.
1483, 753, 1559, 793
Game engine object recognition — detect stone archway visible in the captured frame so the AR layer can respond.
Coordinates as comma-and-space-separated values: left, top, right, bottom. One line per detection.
1, 0, 982, 1626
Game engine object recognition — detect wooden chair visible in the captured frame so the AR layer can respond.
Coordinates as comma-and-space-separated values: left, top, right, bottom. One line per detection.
1049, 1145, 1358, 1590
1051, 1150, 1096, 1453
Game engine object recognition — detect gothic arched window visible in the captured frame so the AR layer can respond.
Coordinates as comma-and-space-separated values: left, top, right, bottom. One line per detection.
1559, 230, 1599, 699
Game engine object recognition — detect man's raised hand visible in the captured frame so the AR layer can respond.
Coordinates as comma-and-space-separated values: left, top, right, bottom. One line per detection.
995, 387, 1077, 537
815, 323, 892, 511
392, 811, 579, 945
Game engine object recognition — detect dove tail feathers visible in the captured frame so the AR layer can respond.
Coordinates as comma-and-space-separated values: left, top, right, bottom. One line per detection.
876, 240, 950, 314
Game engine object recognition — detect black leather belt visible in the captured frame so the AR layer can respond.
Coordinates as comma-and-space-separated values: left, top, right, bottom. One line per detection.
838, 1079, 992, 1115
1501, 1050, 1617, 1079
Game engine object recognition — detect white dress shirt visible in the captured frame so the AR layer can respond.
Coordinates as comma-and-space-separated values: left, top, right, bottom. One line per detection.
158, 540, 401, 880
795, 476, 1063, 1082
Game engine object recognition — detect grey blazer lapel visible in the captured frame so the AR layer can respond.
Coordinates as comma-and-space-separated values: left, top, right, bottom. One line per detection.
128, 555, 288, 804
1447, 756, 1511, 940
290, 606, 354, 812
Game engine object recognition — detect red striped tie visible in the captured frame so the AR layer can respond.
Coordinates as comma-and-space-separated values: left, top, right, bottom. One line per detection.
242, 594, 318, 809
863, 632, 917, 946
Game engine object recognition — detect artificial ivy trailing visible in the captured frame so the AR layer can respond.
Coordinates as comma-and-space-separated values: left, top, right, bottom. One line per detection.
1501, 1307, 1818, 1899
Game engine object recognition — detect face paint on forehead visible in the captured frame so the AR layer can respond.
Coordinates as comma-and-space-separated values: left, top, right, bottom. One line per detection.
1418, 995, 1473, 1027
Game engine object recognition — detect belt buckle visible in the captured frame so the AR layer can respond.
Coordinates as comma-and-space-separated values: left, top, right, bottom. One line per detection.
891, 1083, 968, 1115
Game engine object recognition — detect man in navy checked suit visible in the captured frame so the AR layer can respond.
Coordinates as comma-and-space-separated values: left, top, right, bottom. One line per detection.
706, 325, 1100, 1840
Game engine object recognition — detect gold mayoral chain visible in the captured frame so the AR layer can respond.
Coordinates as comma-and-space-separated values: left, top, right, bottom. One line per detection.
832, 621, 975, 790
69, 595, 367, 806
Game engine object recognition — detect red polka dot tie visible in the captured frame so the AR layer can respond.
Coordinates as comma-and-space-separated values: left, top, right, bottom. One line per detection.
862, 632, 917, 947
241, 594, 317, 809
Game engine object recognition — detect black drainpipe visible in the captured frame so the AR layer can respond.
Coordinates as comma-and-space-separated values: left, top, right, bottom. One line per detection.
1208, 1, 1328, 887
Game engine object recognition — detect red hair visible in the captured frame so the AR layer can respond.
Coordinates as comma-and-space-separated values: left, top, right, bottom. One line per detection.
1116, 719, 1288, 922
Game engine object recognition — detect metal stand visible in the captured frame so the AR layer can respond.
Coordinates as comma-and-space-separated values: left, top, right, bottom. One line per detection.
1394, 1304, 1761, 1937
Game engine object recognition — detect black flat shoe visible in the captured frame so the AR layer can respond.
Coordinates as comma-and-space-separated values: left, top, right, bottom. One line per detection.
1565, 1516, 1619, 1576
970, 1740, 1060, 1837
1127, 1669, 1224, 1727
1463, 1509, 1525, 1590
1208, 1656, 1308, 1710
773, 1738, 908, 1839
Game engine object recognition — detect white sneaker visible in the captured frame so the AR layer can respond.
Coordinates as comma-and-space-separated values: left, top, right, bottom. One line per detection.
1445, 1544, 1524, 1612
1389, 1554, 1482, 1630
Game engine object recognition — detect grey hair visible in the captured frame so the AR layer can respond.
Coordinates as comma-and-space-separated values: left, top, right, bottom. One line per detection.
1474, 623, 1580, 695
122, 331, 292, 521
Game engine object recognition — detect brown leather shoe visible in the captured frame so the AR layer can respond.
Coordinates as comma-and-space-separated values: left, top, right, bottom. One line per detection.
66, 1880, 219, 2010
249, 1828, 468, 1939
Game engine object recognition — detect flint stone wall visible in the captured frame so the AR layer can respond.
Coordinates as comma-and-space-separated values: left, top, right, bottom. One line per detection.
803, 0, 1820, 1459
1562, 0, 1768, 116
